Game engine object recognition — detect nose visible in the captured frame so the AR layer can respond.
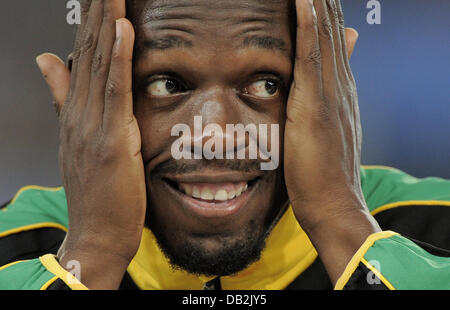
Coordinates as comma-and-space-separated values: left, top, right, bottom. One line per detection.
190, 87, 246, 158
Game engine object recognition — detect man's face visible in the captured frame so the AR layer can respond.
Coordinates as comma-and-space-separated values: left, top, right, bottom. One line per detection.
128, 0, 294, 276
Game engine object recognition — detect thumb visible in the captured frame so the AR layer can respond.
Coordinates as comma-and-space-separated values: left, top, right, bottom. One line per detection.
344, 28, 359, 59
36, 53, 70, 116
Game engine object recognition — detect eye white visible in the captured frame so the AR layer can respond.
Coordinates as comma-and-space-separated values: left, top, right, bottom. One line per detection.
246, 80, 278, 98
147, 79, 177, 97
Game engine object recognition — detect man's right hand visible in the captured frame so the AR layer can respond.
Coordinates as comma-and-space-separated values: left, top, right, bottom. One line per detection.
36, 0, 146, 289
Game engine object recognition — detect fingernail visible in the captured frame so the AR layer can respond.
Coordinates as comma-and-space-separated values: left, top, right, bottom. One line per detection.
35, 54, 46, 74
36, 54, 44, 68
116, 19, 123, 40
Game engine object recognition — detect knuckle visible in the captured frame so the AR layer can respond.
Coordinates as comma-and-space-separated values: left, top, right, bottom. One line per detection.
338, 15, 345, 28
91, 52, 107, 75
338, 22, 345, 35
105, 81, 119, 100
335, 9, 344, 26
102, 136, 119, 153
80, 0, 91, 15
71, 46, 81, 63
105, 81, 131, 101
303, 47, 322, 69
63, 117, 77, 136
319, 16, 333, 38
91, 136, 116, 163
79, 32, 96, 55
111, 51, 131, 65
79, 123, 96, 145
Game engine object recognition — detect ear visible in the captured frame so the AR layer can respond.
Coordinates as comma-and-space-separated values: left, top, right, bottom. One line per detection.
344, 28, 359, 59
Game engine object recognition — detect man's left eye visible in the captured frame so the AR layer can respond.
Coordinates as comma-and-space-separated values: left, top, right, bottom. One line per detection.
244, 80, 280, 98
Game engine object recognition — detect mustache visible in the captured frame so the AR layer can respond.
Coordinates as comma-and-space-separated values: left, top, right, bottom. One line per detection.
152, 159, 266, 176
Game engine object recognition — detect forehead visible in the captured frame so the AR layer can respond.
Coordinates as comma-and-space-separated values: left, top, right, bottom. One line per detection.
128, 0, 291, 23
128, 0, 295, 54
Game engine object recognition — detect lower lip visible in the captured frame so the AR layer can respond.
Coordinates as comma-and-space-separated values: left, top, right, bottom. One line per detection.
164, 181, 257, 219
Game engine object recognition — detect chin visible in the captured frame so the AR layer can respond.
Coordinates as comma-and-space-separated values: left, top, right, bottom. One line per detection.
148, 215, 269, 276
144, 159, 288, 276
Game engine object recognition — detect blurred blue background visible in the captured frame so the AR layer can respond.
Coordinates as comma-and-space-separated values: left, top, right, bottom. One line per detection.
341, 0, 450, 176
0, 0, 449, 203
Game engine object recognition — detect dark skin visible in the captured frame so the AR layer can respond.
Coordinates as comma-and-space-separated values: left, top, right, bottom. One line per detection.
36, 0, 380, 289
131, 0, 291, 275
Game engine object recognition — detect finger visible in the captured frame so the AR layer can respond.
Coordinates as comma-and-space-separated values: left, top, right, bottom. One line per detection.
36, 53, 71, 116
293, 0, 321, 93
344, 28, 358, 59
70, 0, 93, 93
314, 0, 338, 87
335, 0, 357, 78
87, 0, 126, 120
333, 2, 361, 149
72, 0, 104, 109
288, 0, 322, 122
103, 18, 135, 130
326, 0, 347, 81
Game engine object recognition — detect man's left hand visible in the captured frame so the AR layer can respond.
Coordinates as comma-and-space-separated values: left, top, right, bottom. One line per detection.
284, 0, 381, 285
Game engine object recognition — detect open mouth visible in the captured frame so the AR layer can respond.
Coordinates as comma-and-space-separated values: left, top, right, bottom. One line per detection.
162, 176, 261, 218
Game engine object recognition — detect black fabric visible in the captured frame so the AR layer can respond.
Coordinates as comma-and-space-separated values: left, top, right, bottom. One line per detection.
0, 200, 10, 210
202, 277, 222, 290
1, 201, 448, 290
0, 228, 66, 266
46, 278, 71, 290
119, 271, 140, 290
343, 263, 388, 290
285, 257, 332, 290
46, 272, 140, 290
373, 205, 450, 250
286, 204, 450, 290
405, 237, 450, 258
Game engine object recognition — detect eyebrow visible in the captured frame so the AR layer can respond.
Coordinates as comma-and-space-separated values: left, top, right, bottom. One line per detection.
142, 35, 289, 56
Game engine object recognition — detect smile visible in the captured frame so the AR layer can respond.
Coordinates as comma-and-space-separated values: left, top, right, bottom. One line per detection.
162, 174, 261, 219
178, 182, 249, 201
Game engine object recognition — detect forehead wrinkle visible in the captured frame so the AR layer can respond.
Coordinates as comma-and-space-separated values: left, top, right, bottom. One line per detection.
135, 0, 287, 25
131, 1, 293, 56
143, 0, 284, 12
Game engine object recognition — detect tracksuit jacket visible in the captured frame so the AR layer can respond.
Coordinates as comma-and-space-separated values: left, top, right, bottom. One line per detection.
0, 166, 449, 290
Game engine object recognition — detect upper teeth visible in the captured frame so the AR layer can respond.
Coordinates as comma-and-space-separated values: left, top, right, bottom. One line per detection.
180, 183, 249, 201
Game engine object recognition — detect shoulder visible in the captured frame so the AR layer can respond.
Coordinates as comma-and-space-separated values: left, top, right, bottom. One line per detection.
0, 186, 68, 266
361, 165, 450, 213
0, 185, 68, 233
361, 166, 450, 249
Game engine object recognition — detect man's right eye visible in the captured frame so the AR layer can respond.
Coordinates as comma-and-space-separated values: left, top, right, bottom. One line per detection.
146, 78, 186, 97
